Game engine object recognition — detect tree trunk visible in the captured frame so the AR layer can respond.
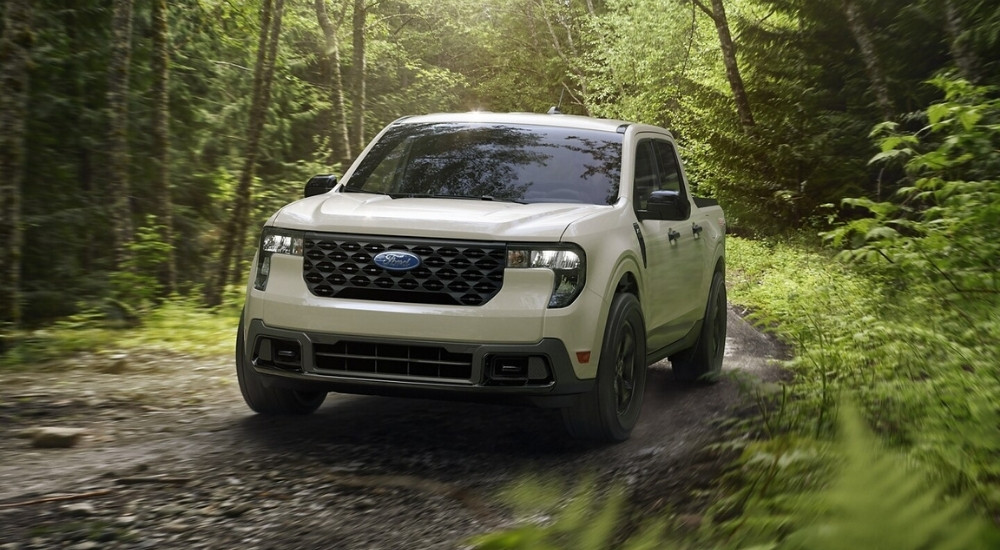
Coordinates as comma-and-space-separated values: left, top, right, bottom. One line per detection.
536, 0, 589, 112
107, 0, 136, 269
692, 0, 755, 129
943, 0, 979, 83
350, 0, 367, 155
206, 0, 285, 307
230, 0, 285, 287
709, 0, 754, 128
0, 0, 33, 328
841, 0, 893, 120
151, 0, 176, 294
315, 0, 353, 167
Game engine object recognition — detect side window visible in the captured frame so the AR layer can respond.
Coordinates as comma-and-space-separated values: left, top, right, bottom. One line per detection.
652, 140, 682, 193
633, 140, 657, 211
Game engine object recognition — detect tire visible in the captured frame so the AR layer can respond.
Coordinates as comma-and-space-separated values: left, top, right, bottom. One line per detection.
562, 293, 647, 442
670, 270, 727, 383
236, 316, 326, 415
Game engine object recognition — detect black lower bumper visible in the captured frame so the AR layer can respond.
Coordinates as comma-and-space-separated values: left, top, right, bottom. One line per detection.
243, 319, 594, 407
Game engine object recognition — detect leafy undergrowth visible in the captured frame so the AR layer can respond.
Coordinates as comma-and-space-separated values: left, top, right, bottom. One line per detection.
716, 78, 1000, 546
1, 293, 242, 369
711, 236, 1000, 548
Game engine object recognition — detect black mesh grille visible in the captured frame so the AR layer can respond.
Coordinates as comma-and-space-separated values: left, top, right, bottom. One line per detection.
314, 341, 473, 381
303, 233, 506, 306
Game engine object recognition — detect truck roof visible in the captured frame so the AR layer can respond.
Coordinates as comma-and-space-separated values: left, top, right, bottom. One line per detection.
391, 112, 636, 134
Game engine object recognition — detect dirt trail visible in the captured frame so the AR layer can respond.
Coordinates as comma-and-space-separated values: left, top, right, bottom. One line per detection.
0, 308, 782, 548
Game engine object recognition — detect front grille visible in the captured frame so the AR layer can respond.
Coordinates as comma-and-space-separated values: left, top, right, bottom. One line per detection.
314, 341, 473, 381
303, 233, 506, 306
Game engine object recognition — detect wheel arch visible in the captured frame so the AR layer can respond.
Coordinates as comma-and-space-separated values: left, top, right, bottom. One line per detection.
713, 254, 725, 277
712, 239, 726, 276
604, 254, 644, 308
583, 255, 644, 374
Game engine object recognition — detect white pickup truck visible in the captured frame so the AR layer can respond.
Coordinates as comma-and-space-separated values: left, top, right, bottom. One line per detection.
237, 112, 727, 442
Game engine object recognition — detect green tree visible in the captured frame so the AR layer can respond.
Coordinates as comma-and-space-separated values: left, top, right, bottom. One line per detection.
107, 0, 136, 269
0, 0, 33, 329
151, 0, 175, 294
315, 0, 353, 166
206, 0, 286, 307
689, 0, 756, 128
840, 0, 894, 120
350, 0, 367, 154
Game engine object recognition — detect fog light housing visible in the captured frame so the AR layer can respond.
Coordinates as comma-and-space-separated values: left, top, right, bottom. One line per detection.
486, 355, 552, 385
254, 337, 302, 370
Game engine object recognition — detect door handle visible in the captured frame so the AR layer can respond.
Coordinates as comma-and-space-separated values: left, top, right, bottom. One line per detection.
668, 228, 680, 243
692, 223, 703, 237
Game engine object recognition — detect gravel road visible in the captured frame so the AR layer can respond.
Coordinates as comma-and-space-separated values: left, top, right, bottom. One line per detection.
0, 308, 782, 549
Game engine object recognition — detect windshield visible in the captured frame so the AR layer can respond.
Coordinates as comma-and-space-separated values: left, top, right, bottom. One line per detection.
345, 122, 623, 205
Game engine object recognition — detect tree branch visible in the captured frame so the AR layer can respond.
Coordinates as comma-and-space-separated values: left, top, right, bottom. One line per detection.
689, 0, 717, 22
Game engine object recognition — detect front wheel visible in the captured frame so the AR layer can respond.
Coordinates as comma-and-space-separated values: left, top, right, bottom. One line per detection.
236, 316, 326, 415
562, 293, 647, 442
670, 270, 727, 383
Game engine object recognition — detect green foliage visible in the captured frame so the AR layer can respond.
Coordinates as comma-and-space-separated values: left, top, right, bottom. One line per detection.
468, 477, 671, 550
469, 400, 997, 549
582, 0, 879, 233
720, 224, 1000, 543
826, 77, 1000, 309
1, 295, 241, 368
817, 75, 1000, 513
448, 0, 591, 113
109, 215, 173, 310
783, 403, 992, 550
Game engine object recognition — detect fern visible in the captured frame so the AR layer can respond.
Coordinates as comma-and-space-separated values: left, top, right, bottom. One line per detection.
782, 403, 991, 550
468, 477, 671, 550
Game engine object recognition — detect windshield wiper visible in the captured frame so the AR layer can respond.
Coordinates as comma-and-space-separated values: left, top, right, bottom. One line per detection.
343, 188, 525, 204
388, 193, 525, 204
341, 186, 391, 196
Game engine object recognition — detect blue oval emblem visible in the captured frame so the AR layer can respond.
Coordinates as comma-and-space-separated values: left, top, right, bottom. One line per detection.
373, 251, 421, 271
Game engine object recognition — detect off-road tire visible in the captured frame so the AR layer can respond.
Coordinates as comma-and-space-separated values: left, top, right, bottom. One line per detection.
562, 293, 647, 442
236, 316, 326, 415
670, 270, 727, 383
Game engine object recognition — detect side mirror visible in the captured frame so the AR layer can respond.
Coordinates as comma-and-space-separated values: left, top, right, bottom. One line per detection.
645, 190, 689, 221
304, 174, 338, 198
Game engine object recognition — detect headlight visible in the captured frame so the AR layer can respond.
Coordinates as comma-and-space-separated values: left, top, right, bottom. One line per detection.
506, 245, 586, 308
253, 227, 304, 291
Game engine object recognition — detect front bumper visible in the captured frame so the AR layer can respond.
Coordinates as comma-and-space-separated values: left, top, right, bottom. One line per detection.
242, 318, 594, 407
246, 254, 610, 381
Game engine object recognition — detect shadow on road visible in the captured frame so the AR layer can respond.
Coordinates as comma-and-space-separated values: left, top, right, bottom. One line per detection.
226, 363, 737, 474
233, 393, 582, 455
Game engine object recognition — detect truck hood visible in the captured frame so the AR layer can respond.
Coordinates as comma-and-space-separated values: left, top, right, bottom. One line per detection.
270, 192, 610, 241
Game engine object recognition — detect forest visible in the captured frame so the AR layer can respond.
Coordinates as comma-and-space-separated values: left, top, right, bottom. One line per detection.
1, 0, 998, 322
2, 0, 999, 546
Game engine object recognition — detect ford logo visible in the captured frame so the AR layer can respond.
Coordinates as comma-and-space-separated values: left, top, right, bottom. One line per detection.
373, 251, 421, 271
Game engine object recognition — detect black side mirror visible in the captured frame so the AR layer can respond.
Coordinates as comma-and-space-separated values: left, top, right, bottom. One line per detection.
304, 174, 338, 198
645, 190, 689, 221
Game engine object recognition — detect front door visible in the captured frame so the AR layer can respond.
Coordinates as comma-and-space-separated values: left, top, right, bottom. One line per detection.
633, 137, 707, 351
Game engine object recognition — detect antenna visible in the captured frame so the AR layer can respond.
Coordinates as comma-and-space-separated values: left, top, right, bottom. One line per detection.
548, 88, 566, 115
